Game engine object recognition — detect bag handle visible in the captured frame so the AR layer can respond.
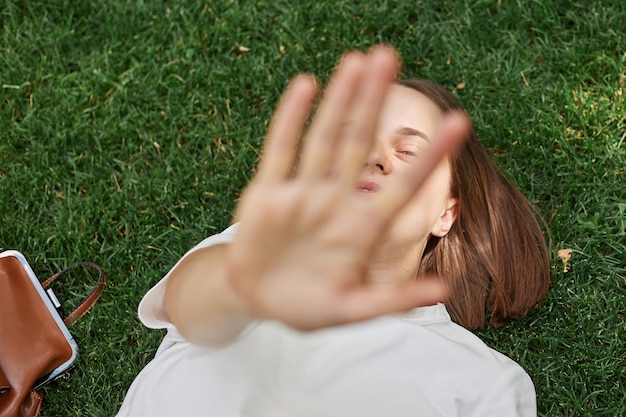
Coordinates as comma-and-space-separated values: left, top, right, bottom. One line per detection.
41, 262, 106, 326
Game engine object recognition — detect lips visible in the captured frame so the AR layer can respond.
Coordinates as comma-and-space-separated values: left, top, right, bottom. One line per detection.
357, 180, 379, 193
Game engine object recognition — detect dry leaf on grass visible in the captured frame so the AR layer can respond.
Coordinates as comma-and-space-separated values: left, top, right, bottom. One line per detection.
557, 248, 572, 273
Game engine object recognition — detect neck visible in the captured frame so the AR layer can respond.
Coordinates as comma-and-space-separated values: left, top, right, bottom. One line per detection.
365, 238, 427, 285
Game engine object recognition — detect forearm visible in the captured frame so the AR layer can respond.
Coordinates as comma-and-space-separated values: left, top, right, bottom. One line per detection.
164, 244, 252, 347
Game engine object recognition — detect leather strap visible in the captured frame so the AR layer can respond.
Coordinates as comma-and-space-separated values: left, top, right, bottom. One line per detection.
41, 262, 105, 326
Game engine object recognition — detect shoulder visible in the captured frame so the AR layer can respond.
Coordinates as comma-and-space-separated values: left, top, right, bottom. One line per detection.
398, 305, 537, 416
137, 223, 240, 329
446, 325, 537, 416
194, 223, 239, 248
421, 310, 534, 386
474, 362, 537, 416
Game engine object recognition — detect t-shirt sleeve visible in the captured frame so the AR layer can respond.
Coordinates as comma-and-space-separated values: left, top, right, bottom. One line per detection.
137, 223, 239, 329
474, 365, 537, 417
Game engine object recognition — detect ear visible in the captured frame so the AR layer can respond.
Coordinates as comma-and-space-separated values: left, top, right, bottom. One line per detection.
430, 197, 458, 237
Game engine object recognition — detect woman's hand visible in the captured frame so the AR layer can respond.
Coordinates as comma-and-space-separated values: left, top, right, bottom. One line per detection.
228, 46, 468, 330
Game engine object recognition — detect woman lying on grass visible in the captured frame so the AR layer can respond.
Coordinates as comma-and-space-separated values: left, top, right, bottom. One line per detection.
117, 46, 549, 417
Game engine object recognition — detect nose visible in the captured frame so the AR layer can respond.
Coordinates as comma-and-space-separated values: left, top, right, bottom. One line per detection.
364, 144, 391, 174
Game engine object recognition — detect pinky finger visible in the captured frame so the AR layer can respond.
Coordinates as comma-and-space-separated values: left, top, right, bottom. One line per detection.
374, 111, 469, 218
257, 75, 318, 181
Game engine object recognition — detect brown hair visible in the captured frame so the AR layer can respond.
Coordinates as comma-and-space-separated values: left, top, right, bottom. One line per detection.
397, 79, 550, 330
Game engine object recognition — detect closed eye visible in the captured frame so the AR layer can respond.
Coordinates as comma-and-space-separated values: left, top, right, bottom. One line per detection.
396, 144, 422, 159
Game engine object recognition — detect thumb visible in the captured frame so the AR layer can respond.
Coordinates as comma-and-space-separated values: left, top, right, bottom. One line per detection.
340, 278, 449, 323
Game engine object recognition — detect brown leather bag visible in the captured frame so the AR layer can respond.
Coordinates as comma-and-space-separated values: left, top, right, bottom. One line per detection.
0, 251, 105, 417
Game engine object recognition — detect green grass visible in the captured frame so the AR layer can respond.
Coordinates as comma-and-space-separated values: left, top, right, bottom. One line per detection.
1, 0, 624, 415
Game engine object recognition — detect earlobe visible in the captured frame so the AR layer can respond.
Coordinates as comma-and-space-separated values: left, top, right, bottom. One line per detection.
431, 198, 458, 237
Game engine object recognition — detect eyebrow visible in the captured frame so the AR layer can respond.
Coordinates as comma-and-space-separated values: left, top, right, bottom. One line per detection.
394, 126, 431, 142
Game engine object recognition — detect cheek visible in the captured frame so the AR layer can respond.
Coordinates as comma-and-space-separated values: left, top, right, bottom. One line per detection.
412, 161, 452, 207
393, 163, 452, 231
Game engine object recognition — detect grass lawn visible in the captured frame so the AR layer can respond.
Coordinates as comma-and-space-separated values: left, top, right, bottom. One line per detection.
1, 0, 624, 415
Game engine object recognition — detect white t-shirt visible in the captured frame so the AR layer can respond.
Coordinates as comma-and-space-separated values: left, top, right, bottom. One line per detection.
116, 224, 537, 417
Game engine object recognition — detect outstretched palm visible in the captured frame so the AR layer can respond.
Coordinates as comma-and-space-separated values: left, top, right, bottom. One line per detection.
228, 47, 468, 330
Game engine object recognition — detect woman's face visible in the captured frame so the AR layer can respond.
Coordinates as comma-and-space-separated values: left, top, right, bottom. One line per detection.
359, 85, 457, 253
